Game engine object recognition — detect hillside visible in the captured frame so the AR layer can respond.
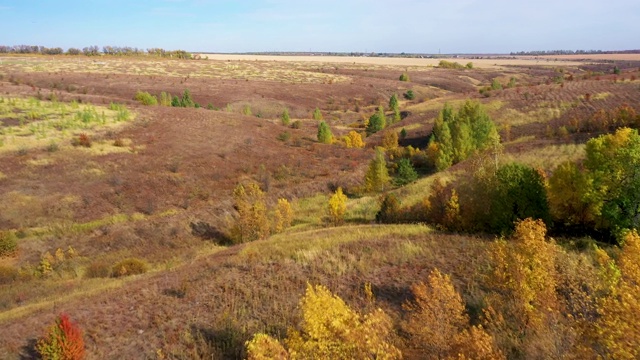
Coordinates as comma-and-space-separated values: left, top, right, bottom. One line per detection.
1, 54, 639, 359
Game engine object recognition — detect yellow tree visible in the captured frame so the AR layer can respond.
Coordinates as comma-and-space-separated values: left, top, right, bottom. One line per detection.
246, 284, 401, 360
230, 183, 270, 243
404, 269, 503, 360
364, 148, 391, 192
484, 218, 561, 359
328, 187, 348, 225
273, 198, 293, 233
344, 130, 365, 148
592, 231, 640, 359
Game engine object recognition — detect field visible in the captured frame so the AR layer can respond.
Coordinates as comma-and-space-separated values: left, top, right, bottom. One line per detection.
0, 53, 639, 359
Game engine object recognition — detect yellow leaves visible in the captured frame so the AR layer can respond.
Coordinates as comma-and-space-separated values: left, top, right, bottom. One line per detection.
230, 182, 270, 242
593, 231, 640, 360
328, 187, 347, 226
382, 131, 399, 151
404, 269, 503, 360
248, 283, 401, 360
246, 333, 288, 360
344, 131, 365, 148
273, 198, 293, 234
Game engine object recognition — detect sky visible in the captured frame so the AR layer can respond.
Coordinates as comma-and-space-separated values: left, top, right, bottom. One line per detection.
0, 0, 638, 54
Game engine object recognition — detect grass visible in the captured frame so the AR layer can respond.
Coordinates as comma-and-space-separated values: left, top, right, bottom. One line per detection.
239, 223, 432, 263
0, 97, 134, 154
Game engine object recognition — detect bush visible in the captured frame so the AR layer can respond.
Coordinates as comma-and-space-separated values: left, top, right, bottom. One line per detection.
376, 193, 403, 223
312, 107, 323, 121
111, 258, 148, 277
403, 90, 415, 100
84, 260, 111, 278
291, 120, 302, 129
36, 313, 85, 360
0, 230, 17, 257
281, 108, 290, 126
71, 133, 92, 148
399, 73, 410, 81
438, 60, 465, 69
0, 265, 19, 284
317, 121, 333, 144
395, 158, 418, 186
133, 91, 158, 106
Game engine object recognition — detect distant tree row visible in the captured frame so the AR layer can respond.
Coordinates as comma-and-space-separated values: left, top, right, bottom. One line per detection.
0, 45, 192, 59
510, 49, 640, 56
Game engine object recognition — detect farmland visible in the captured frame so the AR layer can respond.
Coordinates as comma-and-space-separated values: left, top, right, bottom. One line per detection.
0, 53, 639, 359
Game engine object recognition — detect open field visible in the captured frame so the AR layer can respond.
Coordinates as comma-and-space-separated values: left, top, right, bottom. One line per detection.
0, 53, 639, 359
198, 53, 587, 68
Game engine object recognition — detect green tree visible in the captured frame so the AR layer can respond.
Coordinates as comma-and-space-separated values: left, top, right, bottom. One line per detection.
389, 93, 398, 111
181, 89, 195, 107
281, 108, 290, 126
548, 161, 598, 228
403, 90, 415, 100
366, 106, 387, 136
395, 158, 418, 186
489, 163, 550, 234
585, 127, 640, 236
317, 121, 333, 144
364, 148, 391, 192
490, 78, 503, 90
171, 95, 181, 107
313, 107, 323, 121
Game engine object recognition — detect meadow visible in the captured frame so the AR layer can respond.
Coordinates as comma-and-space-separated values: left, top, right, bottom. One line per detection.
0, 52, 639, 359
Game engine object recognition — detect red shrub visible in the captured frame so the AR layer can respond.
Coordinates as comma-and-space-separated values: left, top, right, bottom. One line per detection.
36, 313, 85, 360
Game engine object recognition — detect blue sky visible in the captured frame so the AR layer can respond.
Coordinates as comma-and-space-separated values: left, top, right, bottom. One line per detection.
0, 0, 638, 53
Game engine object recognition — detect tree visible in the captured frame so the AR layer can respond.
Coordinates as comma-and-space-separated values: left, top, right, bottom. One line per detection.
403, 90, 415, 100
593, 231, 640, 360
364, 148, 391, 192
328, 187, 348, 225
36, 313, 85, 360
585, 128, 640, 237
313, 107, 323, 121
389, 94, 399, 112
246, 284, 401, 360
490, 78, 503, 90
395, 158, 418, 186
344, 131, 365, 148
381, 131, 398, 150
548, 161, 598, 228
489, 163, 550, 234
229, 183, 270, 243
376, 193, 402, 223
181, 89, 195, 108
404, 269, 504, 360
273, 198, 293, 233
366, 106, 387, 136
317, 121, 333, 144
281, 108, 290, 126
484, 219, 560, 359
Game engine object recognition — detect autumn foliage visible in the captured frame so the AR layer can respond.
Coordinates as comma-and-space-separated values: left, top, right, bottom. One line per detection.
36, 313, 85, 360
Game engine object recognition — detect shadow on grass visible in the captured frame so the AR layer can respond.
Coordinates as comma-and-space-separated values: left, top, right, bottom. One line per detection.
19, 338, 39, 360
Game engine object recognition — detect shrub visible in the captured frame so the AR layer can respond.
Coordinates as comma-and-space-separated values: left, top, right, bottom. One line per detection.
276, 131, 291, 142
399, 73, 410, 81
280, 108, 290, 126
490, 78, 503, 90
242, 105, 252, 116
395, 158, 418, 185
0, 230, 17, 257
133, 91, 158, 106
229, 183, 270, 243
317, 121, 333, 144
403, 90, 415, 100
366, 106, 386, 136
291, 120, 302, 129
159, 91, 172, 106
328, 187, 348, 225
171, 95, 181, 107
36, 313, 85, 360
111, 258, 148, 277
376, 193, 402, 223
0, 265, 19, 285
312, 107, 323, 121
71, 133, 92, 148
438, 60, 465, 69
181, 89, 195, 108
465, 62, 474, 69
344, 131, 365, 148
84, 260, 111, 278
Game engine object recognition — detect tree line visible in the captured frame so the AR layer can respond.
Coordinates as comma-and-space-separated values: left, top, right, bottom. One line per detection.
0, 45, 192, 59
